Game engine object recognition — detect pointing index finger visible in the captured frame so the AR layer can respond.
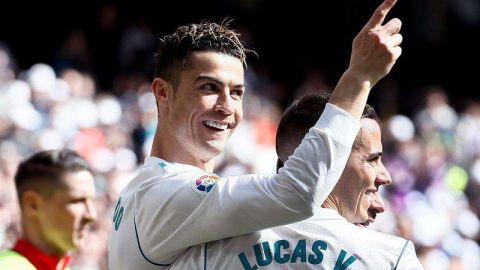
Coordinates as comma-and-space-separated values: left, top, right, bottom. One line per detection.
366, 0, 397, 28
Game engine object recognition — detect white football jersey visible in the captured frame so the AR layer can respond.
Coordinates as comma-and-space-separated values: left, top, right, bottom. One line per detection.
108, 104, 360, 269
171, 208, 424, 270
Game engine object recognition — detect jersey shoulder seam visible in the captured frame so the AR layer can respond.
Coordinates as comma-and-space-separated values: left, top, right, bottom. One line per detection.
393, 239, 410, 270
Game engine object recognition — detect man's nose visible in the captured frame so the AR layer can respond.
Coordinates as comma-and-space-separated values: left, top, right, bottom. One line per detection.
84, 199, 97, 222
214, 90, 235, 114
376, 162, 392, 186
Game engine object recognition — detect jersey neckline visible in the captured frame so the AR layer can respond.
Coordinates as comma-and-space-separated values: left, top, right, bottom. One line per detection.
144, 156, 206, 174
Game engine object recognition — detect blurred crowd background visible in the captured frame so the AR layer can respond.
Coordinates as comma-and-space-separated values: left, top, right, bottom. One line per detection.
1, 0, 480, 269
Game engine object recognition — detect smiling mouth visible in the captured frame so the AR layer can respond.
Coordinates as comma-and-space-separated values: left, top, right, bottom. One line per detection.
202, 120, 230, 131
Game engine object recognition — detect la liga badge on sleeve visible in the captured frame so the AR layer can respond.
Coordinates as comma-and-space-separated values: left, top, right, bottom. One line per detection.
191, 174, 219, 195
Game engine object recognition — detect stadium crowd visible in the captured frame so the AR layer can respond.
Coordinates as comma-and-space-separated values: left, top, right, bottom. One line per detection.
1, 24, 479, 269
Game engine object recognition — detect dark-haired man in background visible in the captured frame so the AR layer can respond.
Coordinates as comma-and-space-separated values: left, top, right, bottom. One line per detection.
0, 150, 97, 270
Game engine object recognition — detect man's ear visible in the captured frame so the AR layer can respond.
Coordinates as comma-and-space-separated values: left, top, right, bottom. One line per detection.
152, 78, 173, 109
22, 190, 43, 217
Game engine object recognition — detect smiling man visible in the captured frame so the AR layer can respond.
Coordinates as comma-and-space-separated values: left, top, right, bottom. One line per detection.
0, 150, 97, 270
108, 0, 404, 268
152, 50, 245, 171
321, 111, 391, 228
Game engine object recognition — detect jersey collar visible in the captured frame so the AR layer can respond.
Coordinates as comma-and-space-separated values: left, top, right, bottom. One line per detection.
312, 207, 347, 221
13, 239, 71, 270
144, 156, 205, 174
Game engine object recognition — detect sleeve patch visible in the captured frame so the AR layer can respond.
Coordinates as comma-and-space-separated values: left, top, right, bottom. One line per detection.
191, 174, 219, 195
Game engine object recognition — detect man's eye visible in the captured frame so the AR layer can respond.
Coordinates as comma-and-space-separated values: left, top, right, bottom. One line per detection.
231, 90, 244, 99
201, 83, 216, 91
69, 198, 86, 204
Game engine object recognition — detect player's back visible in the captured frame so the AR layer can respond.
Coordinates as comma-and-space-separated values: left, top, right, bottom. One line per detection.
171, 208, 423, 270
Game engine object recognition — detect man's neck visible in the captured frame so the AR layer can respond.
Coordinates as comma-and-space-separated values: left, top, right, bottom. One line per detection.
23, 223, 64, 257
321, 195, 341, 214
151, 129, 215, 172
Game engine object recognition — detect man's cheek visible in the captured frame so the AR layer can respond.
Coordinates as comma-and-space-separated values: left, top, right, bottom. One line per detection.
366, 192, 376, 202
362, 195, 373, 210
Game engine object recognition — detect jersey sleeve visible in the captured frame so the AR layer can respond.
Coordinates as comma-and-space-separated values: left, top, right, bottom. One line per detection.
395, 241, 425, 270
134, 103, 360, 264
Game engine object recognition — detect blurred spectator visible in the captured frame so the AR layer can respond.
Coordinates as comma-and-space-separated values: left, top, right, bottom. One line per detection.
54, 29, 93, 73
0, 150, 96, 269
0, 42, 16, 85
117, 20, 155, 75
294, 68, 330, 98
415, 86, 458, 136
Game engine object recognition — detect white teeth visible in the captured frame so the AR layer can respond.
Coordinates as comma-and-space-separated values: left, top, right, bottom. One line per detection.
203, 120, 228, 130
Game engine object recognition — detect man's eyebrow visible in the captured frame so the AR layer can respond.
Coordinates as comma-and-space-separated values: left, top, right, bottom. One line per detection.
367, 152, 383, 160
195, 75, 245, 88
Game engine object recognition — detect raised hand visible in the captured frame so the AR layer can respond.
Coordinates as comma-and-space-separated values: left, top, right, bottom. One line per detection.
349, 0, 402, 86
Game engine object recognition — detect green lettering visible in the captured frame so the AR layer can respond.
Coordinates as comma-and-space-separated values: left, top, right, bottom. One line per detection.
254, 241, 273, 267
274, 240, 290, 264
308, 240, 327, 264
290, 239, 307, 263
334, 250, 357, 270
113, 197, 124, 231
238, 252, 258, 270
113, 198, 121, 222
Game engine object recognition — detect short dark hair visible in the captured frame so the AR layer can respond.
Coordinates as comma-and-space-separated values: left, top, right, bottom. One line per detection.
15, 149, 91, 201
154, 20, 251, 87
276, 93, 378, 170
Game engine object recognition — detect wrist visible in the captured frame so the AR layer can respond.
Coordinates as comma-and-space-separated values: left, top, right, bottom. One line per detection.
329, 68, 372, 120
342, 68, 373, 91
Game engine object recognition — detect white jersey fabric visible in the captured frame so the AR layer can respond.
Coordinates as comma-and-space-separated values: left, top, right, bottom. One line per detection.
108, 104, 360, 269
171, 208, 424, 270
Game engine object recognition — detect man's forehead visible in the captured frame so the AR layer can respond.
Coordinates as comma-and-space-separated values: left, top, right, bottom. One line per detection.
186, 51, 243, 69
179, 51, 244, 84
58, 170, 96, 195
354, 118, 382, 151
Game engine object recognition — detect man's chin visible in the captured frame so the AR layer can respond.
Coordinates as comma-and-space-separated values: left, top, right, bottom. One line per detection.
354, 220, 373, 228
354, 217, 375, 228
203, 140, 227, 155
72, 234, 87, 249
